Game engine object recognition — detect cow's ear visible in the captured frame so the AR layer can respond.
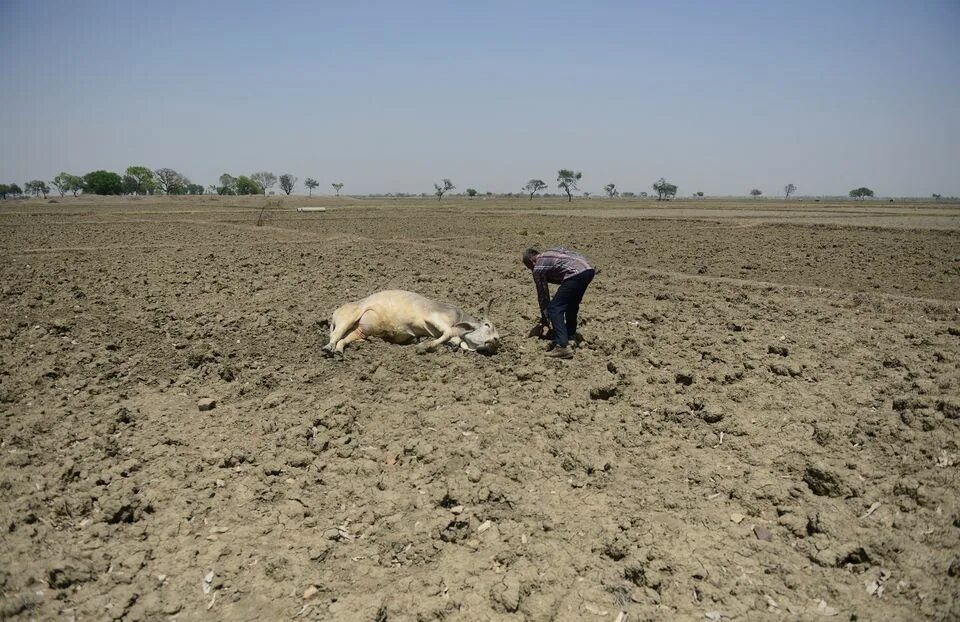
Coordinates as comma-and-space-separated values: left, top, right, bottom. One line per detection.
455, 320, 478, 332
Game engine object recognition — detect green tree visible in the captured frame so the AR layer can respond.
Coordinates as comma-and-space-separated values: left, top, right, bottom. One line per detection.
124, 166, 156, 195
604, 183, 618, 198
523, 179, 547, 200
279, 174, 297, 195
331, 182, 344, 196
218, 174, 238, 195
9, 183, 22, 197
305, 178, 319, 196
51, 172, 81, 197
121, 175, 139, 195
784, 183, 796, 199
466, 188, 478, 197
83, 170, 123, 195
652, 177, 677, 200
0, 184, 9, 199
25, 180, 48, 197
849, 187, 874, 200
235, 176, 263, 195
187, 184, 205, 195
251, 171, 276, 195
750, 188, 762, 198
696, 191, 704, 199
434, 178, 454, 201
557, 169, 582, 202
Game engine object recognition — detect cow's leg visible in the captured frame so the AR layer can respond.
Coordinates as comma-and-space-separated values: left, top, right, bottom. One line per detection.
415, 324, 463, 354
323, 304, 363, 355
334, 310, 379, 354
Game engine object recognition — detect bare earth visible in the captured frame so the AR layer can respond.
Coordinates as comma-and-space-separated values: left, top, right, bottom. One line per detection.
1, 196, 959, 621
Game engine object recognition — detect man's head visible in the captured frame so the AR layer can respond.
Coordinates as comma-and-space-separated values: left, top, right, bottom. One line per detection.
522, 248, 539, 270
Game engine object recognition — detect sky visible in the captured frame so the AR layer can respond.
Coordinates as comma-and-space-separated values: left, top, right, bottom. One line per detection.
1, 0, 958, 197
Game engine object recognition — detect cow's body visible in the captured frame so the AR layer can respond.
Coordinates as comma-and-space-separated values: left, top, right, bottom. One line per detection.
322, 290, 499, 356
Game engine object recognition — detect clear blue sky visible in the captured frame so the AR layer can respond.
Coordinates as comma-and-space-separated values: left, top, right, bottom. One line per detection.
2, 0, 958, 196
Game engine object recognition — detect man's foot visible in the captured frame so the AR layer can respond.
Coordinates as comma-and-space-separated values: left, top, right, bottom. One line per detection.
547, 345, 574, 359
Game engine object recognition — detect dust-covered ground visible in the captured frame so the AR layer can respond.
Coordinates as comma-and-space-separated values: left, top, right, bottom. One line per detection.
1, 196, 959, 621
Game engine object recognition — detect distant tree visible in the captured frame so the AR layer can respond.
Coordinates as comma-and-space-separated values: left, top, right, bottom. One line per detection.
523, 179, 547, 200
9, 183, 23, 197
604, 183, 618, 198
25, 180, 49, 198
652, 178, 677, 200
557, 170, 582, 202
83, 170, 122, 195
750, 189, 762, 198
622, 191, 635, 198
207, 184, 218, 195
154, 168, 189, 195
932, 193, 942, 200
639, 191, 648, 198
0, 184, 9, 199
696, 191, 704, 199
279, 174, 297, 195
235, 175, 263, 195
434, 178, 455, 201
251, 172, 276, 195
331, 182, 344, 197
121, 175, 139, 195
784, 183, 796, 199
304, 178, 319, 196
466, 188, 478, 197
218, 174, 238, 195
125, 166, 156, 195
583, 191, 591, 198
849, 187, 874, 200
187, 183, 205, 195
51, 173, 70, 197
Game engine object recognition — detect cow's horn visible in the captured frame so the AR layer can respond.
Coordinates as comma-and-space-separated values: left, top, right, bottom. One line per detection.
485, 297, 495, 315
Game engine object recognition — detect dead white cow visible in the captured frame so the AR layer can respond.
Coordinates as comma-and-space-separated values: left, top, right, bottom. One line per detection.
322, 290, 500, 357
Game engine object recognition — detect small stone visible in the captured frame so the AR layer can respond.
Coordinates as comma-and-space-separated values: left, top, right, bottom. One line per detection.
753, 525, 774, 541
589, 384, 618, 400
197, 398, 216, 411
465, 466, 482, 483
450, 505, 465, 515
303, 585, 318, 600
948, 558, 960, 577
804, 465, 849, 497
730, 513, 745, 524
702, 410, 724, 424
675, 372, 694, 386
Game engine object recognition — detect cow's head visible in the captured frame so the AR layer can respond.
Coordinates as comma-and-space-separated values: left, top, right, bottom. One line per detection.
457, 298, 501, 355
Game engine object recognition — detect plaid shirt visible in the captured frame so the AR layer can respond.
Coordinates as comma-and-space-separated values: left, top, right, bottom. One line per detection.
532, 248, 594, 319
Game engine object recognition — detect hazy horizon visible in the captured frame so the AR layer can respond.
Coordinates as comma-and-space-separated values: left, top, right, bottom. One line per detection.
2, 1, 958, 197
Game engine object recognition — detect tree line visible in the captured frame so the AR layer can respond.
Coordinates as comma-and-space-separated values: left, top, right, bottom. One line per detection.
0, 167, 346, 199
1, 167, 935, 201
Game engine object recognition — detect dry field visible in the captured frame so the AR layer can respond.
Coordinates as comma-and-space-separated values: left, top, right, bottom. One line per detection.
1, 195, 959, 621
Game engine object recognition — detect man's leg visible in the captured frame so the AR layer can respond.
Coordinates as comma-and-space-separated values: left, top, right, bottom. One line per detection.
548, 279, 579, 347
564, 270, 595, 343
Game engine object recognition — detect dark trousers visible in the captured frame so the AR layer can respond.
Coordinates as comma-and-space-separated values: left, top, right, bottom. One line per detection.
547, 269, 595, 347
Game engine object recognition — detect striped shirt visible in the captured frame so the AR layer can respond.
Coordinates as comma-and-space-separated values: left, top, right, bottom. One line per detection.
532, 248, 594, 318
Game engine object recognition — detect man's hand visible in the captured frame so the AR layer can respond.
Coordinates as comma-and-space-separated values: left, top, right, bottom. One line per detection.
527, 320, 554, 340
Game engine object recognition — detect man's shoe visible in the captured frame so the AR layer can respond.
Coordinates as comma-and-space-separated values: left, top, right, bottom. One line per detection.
547, 346, 574, 359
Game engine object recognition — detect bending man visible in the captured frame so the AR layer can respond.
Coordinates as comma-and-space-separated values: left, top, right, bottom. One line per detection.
522, 247, 596, 359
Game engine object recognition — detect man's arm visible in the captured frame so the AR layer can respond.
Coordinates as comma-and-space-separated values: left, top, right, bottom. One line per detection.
533, 269, 550, 322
